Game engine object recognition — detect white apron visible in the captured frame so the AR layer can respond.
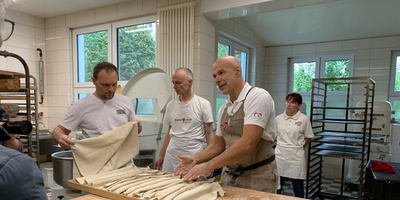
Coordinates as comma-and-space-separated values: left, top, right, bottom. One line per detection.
275, 144, 307, 180
162, 137, 205, 173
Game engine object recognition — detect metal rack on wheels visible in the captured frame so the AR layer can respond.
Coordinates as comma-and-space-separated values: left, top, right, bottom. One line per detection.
306, 77, 375, 200
0, 50, 40, 166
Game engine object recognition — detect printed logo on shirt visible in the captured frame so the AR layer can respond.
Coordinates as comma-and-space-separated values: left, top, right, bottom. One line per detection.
295, 121, 302, 126
221, 122, 228, 132
254, 112, 263, 118
116, 109, 126, 114
174, 118, 192, 124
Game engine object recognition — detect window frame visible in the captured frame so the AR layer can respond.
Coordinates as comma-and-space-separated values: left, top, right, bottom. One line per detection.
71, 16, 157, 102
289, 54, 355, 116
389, 51, 400, 97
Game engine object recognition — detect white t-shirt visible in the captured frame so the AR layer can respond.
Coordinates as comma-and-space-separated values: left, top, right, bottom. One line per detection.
275, 110, 314, 147
216, 83, 277, 142
163, 95, 213, 142
60, 94, 137, 138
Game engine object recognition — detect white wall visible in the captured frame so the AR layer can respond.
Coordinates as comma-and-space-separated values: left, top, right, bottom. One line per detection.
265, 36, 400, 178
2, 0, 217, 131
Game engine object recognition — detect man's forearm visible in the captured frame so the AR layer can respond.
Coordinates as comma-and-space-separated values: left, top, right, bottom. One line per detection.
193, 136, 225, 164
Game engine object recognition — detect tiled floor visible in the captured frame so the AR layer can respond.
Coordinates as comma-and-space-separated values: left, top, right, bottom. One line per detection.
280, 178, 360, 199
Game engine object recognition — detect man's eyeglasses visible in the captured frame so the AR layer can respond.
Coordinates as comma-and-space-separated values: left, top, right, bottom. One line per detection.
1, 19, 15, 42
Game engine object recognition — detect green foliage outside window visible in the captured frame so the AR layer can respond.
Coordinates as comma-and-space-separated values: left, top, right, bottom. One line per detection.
325, 60, 350, 91
218, 42, 229, 58
293, 62, 315, 92
118, 23, 156, 81
83, 31, 108, 82
395, 56, 400, 91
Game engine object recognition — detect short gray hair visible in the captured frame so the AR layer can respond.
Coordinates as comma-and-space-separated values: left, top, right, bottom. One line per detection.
175, 68, 193, 81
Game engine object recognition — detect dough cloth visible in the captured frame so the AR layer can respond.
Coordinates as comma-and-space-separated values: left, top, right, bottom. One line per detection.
71, 121, 139, 177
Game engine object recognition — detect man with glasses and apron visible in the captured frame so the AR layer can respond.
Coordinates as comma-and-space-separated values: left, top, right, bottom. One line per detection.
175, 56, 278, 193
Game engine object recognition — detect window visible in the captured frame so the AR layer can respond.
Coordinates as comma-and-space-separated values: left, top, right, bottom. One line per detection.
73, 16, 156, 102
389, 51, 400, 119
289, 54, 354, 116
216, 36, 249, 120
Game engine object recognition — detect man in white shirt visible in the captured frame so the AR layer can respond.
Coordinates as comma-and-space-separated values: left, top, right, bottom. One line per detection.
154, 68, 214, 173
52, 62, 142, 149
174, 56, 278, 193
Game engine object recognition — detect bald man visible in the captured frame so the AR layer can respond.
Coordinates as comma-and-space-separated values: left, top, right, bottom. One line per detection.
175, 56, 278, 193
154, 68, 214, 173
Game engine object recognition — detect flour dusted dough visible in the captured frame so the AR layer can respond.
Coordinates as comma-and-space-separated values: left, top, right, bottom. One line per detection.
174, 182, 225, 200
71, 121, 139, 177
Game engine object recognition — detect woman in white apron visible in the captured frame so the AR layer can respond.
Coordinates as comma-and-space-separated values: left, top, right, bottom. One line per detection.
275, 93, 314, 198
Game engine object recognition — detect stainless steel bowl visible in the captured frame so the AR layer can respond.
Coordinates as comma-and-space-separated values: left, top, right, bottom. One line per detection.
51, 151, 74, 189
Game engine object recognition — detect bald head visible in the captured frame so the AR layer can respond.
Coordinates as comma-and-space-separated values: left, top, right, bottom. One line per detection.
175, 68, 193, 81
213, 56, 240, 70
212, 56, 245, 101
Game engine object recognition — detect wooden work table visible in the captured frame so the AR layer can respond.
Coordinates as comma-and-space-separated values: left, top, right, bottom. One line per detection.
69, 179, 302, 200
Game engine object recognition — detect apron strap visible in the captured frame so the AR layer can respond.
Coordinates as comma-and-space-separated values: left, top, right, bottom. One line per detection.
225, 154, 275, 186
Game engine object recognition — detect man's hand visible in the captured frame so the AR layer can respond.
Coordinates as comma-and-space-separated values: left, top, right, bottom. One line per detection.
3, 133, 20, 150
58, 134, 75, 150
174, 154, 197, 176
136, 120, 142, 134
154, 156, 164, 170
182, 162, 214, 181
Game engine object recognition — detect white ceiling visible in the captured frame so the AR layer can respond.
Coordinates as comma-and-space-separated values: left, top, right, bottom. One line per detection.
8, 0, 400, 47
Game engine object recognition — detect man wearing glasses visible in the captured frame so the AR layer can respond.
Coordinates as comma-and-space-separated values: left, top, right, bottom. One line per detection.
0, 0, 47, 199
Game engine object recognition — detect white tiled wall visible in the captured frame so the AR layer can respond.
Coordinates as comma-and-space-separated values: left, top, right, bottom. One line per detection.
3, 0, 216, 131
265, 36, 400, 179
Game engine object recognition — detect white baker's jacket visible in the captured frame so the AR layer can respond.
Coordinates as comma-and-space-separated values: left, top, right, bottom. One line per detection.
275, 110, 313, 180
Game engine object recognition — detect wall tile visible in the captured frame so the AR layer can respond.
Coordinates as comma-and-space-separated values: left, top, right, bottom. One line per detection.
55, 27, 67, 39
34, 17, 45, 29
45, 40, 56, 52
198, 33, 214, 52
342, 38, 371, 50
55, 15, 66, 27
45, 17, 56, 29
6, 35, 36, 50
157, 0, 169, 7
269, 46, 291, 56
316, 41, 342, 53
269, 56, 288, 66
14, 23, 35, 39
268, 65, 288, 75
291, 44, 316, 55
45, 28, 56, 40
74, 9, 95, 25
199, 16, 215, 37
369, 59, 390, 70
353, 49, 370, 60
6, 11, 34, 26
354, 60, 370, 71
371, 36, 400, 48
66, 14, 75, 27
143, 0, 157, 12
35, 28, 45, 40
95, 5, 118, 21
118, 0, 143, 17
370, 48, 391, 59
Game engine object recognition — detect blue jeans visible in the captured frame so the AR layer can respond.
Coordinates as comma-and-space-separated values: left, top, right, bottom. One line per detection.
277, 176, 304, 198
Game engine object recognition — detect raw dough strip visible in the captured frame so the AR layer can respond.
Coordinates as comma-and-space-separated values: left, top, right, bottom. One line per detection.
151, 182, 189, 199
174, 182, 225, 200
141, 181, 183, 199
91, 167, 160, 187
158, 182, 200, 200
129, 178, 184, 197
113, 177, 156, 194
85, 167, 143, 185
124, 177, 179, 196
76, 165, 137, 184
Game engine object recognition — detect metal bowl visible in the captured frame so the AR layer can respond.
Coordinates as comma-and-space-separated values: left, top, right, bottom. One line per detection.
51, 151, 74, 189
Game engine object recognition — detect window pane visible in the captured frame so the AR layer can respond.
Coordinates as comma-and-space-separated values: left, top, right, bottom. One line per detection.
77, 30, 108, 83
118, 22, 156, 81
218, 42, 230, 58
132, 98, 155, 115
325, 59, 350, 91
393, 101, 400, 118
293, 62, 316, 92
395, 56, 400, 92
78, 93, 91, 100
235, 49, 247, 81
